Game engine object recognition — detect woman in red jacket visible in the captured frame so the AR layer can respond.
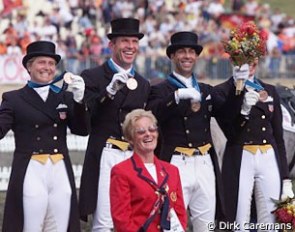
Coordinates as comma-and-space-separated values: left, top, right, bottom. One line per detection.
110, 109, 187, 232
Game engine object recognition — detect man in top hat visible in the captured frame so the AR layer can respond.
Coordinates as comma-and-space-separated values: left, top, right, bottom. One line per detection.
0, 40, 88, 231
79, 18, 150, 231
147, 31, 225, 231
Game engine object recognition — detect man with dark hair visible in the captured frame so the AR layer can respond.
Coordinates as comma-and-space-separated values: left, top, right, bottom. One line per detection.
147, 31, 224, 232
79, 18, 150, 231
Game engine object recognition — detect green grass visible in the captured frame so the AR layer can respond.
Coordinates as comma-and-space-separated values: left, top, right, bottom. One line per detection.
224, 0, 295, 17
259, 0, 295, 17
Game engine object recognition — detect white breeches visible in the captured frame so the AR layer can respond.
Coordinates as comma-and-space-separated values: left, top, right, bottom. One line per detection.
23, 159, 72, 232
92, 147, 132, 232
171, 154, 216, 232
235, 148, 281, 232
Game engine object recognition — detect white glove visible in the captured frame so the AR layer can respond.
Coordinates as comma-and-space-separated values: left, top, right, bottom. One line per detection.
233, 63, 250, 83
281, 179, 295, 201
66, 74, 85, 103
241, 90, 260, 115
176, 88, 201, 102
106, 72, 128, 96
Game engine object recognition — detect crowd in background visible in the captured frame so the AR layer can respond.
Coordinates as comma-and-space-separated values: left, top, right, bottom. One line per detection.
0, 0, 295, 79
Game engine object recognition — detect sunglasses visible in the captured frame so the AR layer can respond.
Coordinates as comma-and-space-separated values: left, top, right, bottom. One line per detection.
135, 125, 158, 135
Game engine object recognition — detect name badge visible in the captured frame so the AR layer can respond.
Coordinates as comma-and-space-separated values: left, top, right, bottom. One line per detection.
163, 208, 185, 232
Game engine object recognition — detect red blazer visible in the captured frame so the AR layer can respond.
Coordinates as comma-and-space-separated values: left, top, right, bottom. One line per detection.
110, 153, 187, 232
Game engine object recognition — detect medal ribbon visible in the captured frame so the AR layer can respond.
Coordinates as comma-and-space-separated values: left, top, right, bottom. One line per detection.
245, 77, 264, 91
131, 157, 170, 231
27, 71, 67, 93
167, 73, 201, 101
107, 59, 135, 77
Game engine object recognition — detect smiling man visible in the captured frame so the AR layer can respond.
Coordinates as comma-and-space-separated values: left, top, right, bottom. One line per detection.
79, 18, 150, 231
147, 31, 225, 232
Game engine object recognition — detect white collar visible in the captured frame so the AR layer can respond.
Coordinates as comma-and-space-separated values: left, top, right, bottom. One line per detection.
173, 71, 192, 88
110, 58, 133, 74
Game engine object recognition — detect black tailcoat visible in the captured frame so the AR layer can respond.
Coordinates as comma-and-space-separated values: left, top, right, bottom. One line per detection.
0, 85, 89, 232
211, 77, 288, 223
79, 61, 150, 220
146, 77, 225, 221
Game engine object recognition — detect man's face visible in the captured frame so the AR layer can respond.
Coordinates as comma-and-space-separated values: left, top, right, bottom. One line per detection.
171, 47, 198, 78
109, 36, 139, 69
27, 56, 57, 84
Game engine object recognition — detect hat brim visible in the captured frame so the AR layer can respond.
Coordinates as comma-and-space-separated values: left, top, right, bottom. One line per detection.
22, 53, 61, 69
166, 44, 203, 58
107, 33, 144, 40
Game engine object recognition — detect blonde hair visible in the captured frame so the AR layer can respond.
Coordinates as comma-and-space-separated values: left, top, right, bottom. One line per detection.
122, 109, 157, 142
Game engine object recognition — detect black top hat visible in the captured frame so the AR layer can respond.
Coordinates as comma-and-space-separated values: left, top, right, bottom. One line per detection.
107, 18, 144, 40
22, 41, 61, 68
166, 32, 203, 58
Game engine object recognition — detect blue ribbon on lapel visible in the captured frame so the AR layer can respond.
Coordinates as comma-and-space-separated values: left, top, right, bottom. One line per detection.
245, 77, 264, 91
167, 73, 201, 101
107, 59, 135, 76
131, 157, 170, 231
27, 71, 67, 93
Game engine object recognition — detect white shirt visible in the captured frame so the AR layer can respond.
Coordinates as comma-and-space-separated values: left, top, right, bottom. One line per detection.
33, 86, 50, 102
110, 58, 133, 75
144, 163, 158, 183
173, 71, 192, 87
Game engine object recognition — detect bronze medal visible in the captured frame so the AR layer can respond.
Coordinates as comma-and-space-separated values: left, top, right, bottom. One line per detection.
191, 102, 201, 112
259, 90, 268, 102
126, 78, 138, 90
63, 72, 73, 84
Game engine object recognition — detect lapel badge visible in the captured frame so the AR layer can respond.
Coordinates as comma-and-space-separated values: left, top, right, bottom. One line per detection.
56, 103, 68, 120
170, 191, 177, 202
208, 104, 212, 112
268, 104, 274, 112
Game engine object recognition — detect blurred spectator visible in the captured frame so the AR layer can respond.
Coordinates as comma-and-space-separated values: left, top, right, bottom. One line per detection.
231, 0, 244, 12
0, 0, 294, 80
6, 38, 22, 55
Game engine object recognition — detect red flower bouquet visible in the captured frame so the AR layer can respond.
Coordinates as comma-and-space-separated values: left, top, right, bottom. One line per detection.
223, 21, 267, 66
272, 197, 295, 231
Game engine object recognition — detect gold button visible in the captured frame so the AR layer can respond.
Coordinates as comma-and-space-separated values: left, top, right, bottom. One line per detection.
54, 149, 58, 153
261, 115, 266, 119
186, 130, 190, 134
188, 143, 192, 147
121, 136, 125, 140
53, 123, 58, 127
35, 124, 39, 128
53, 136, 58, 140
184, 117, 187, 120
36, 137, 41, 141
263, 139, 267, 144
262, 127, 266, 131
